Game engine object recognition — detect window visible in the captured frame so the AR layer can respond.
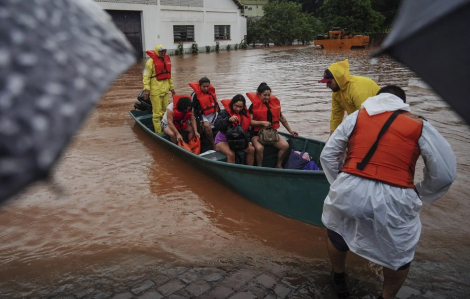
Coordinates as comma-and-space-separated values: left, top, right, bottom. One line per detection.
173, 25, 194, 42
214, 25, 230, 40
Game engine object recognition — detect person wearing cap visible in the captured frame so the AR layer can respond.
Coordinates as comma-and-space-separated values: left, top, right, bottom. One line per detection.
320, 85, 456, 299
143, 44, 176, 133
319, 59, 380, 135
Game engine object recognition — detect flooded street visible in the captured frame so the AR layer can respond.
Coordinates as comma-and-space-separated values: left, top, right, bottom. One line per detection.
1, 46, 469, 298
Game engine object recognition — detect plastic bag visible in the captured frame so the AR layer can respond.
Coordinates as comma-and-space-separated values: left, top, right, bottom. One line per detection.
303, 160, 321, 171
178, 140, 192, 152
188, 137, 201, 155
284, 150, 310, 169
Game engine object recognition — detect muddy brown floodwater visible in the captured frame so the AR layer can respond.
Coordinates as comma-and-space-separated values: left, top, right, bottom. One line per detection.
1, 46, 469, 298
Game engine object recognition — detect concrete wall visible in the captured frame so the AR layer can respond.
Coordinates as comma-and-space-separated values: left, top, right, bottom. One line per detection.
95, 0, 246, 56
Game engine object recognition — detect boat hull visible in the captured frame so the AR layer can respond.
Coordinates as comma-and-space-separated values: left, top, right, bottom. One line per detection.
130, 110, 329, 227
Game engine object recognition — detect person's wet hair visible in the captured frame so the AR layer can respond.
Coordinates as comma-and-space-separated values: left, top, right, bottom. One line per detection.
257, 82, 271, 94
377, 85, 406, 103
230, 94, 247, 115
199, 76, 210, 86
176, 97, 192, 112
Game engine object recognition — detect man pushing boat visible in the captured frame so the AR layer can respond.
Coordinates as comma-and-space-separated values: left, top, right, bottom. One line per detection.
320, 86, 456, 299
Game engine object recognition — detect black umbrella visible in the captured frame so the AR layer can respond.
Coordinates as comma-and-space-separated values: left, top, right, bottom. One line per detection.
0, 0, 135, 203
375, 0, 470, 125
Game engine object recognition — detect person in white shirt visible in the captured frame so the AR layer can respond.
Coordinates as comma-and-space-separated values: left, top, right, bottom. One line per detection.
320, 85, 457, 299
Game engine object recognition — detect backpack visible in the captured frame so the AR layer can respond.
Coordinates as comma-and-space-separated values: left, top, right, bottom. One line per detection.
226, 124, 248, 151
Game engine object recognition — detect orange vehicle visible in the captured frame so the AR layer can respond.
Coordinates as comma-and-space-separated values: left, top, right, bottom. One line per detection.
314, 27, 369, 50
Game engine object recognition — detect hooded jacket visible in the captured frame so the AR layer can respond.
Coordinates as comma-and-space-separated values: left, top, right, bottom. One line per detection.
329, 59, 380, 131
320, 93, 456, 270
143, 44, 174, 95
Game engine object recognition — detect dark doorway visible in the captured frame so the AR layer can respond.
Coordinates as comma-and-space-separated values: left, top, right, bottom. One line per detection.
106, 10, 143, 59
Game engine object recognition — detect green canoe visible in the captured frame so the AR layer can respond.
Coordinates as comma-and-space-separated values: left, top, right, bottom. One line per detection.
129, 110, 330, 227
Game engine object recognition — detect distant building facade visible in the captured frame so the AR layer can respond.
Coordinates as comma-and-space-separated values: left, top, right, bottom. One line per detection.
94, 0, 247, 57
238, 0, 268, 17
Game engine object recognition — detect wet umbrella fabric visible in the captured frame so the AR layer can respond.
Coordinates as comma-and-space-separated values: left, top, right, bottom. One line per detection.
0, 0, 135, 202
375, 0, 470, 125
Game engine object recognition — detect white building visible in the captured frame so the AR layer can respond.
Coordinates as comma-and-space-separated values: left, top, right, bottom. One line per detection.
94, 0, 247, 57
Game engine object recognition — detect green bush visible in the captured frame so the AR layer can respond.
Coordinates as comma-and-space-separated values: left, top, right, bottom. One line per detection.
176, 43, 184, 55
226, 44, 231, 51
215, 42, 220, 52
205, 45, 211, 53
191, 43, 199, 54
239, 41, 248, 50
234, 43, 239, 50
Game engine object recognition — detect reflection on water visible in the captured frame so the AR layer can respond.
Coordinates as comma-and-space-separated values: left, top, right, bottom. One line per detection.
0, 46, 469, 297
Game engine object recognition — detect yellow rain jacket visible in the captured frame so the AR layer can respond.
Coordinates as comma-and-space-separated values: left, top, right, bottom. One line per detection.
143, 44, 174, 95
329, 59, 380, 131
143, 44, 174, 133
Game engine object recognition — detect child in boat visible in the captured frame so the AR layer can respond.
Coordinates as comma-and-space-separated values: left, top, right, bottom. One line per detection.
161, 96, 200, 143
189, 77, 219, 150
247, 83, 298, 168
214, 94, 256, 165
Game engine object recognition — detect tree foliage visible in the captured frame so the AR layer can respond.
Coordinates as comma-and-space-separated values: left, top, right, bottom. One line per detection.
319, 0, 385, 33
371, 0, 402, 31
278, 0, 398, 33
276, 0, 325, 14
247, 2, 323, 46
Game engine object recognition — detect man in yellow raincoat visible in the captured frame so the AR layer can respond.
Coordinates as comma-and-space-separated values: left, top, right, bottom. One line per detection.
319, 59, 380, 134
143, 44, 175, 133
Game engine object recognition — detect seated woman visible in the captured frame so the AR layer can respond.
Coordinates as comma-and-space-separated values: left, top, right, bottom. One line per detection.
189, 77, 220, 150
246, 82, 298, 168
161, 95, 200, 143
214, 94, 256, 165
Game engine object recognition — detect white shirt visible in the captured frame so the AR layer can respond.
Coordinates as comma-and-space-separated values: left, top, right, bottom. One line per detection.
161, 102, 174, 125
320, 93, 457, 270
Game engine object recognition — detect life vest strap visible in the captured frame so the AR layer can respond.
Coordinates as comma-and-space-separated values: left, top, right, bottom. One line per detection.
356, 110, 406, 171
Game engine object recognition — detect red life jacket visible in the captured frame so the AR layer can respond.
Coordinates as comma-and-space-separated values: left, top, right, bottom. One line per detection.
341, 109, 423, 189
172, 95, 192, 130
221, 99, 251, 131
146, 50, 171, 80
246, 92, 281, 132
188, 81, 219, 115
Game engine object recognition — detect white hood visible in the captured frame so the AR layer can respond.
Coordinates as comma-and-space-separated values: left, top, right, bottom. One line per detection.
361, 93, 410, 116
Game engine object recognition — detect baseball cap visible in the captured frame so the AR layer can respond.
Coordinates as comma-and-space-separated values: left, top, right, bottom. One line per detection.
318, 69, 334, 83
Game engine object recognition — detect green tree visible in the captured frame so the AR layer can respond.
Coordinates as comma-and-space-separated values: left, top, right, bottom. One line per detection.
248, 2, 322, 46
371, 0, 401, 31
276, 0, 325, 14
319, 0, 385, 33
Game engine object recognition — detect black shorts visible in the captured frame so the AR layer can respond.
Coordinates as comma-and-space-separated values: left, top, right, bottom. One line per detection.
327, 229, 411, 270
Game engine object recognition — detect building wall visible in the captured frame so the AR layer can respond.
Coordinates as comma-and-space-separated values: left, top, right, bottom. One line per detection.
95, 0, 246, 56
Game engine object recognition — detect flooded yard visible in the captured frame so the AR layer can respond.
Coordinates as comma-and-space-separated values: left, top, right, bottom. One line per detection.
1, 46, 469, 298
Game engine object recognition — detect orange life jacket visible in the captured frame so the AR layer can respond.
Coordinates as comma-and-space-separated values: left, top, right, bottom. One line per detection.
341, 109, 423, 189
246, 92, 281, 132
221, 99, 251, 131
188, 81, 219, 115
146, 50, 171, 80
172, 95, 192, 130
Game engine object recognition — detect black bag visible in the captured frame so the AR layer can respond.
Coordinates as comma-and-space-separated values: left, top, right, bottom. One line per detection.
226, 124, 248, 151
134, 90, 152, 113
